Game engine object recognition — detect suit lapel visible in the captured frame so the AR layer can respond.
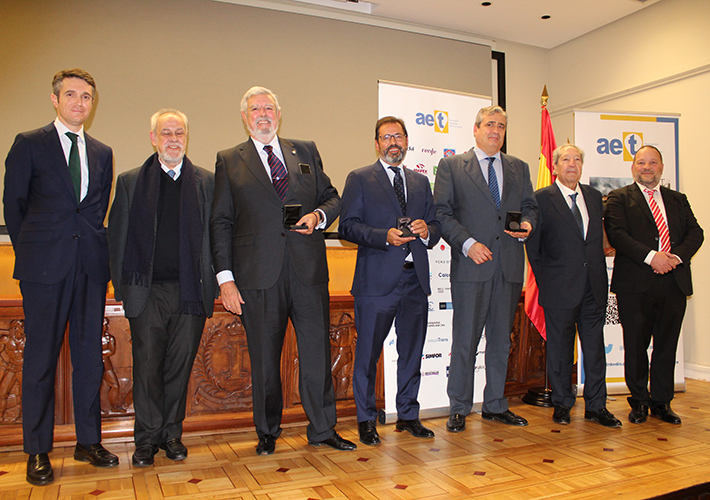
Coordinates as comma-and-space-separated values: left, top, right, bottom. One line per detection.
84, 134, 100, 205
501, 154, 512, 206
280, 138, 299, 202
550, 185, 584, 239
660, 186, 680, 242
42, 124, 76, 200
240, 138, 279, 199
373, 162, 403, 215
463, 151, 497, 209
629, 183, 655, 224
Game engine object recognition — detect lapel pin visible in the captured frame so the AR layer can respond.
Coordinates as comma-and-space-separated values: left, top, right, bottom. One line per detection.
291, 149, 296, 155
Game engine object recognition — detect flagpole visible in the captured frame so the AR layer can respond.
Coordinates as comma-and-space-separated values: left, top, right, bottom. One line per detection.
522, 86, 554, 407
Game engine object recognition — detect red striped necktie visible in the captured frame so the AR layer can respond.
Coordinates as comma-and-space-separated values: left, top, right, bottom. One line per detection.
644, 188, 671, 253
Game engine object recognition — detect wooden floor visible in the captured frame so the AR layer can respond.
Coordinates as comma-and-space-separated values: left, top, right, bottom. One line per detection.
1, 379, 709, 500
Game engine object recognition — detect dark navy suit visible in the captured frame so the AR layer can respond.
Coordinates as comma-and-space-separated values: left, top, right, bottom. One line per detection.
339, 161, 440, 422
4, 122, 113, 454
526, 183, 608, 411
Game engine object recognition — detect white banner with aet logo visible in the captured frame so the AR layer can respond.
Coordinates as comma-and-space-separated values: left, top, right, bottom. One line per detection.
377, 81, 490, 422
573, 110, 684, 395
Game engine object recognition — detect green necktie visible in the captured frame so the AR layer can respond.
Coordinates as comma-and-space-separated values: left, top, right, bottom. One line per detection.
66, 132, 81, 202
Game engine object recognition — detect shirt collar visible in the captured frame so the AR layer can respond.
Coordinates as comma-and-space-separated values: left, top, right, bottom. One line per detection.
159, 158, 184, 179
637, 181, 661, 194
54, 117, 85, 142
474, 147, 500, 163
555, 179, 581, 197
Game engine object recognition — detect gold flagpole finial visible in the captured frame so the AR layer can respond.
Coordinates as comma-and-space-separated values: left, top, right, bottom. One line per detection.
541, 85, 549, 107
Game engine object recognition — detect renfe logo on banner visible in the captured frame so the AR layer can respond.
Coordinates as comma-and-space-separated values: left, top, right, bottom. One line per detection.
378, 81, 490, 422
574, 110, 683, 395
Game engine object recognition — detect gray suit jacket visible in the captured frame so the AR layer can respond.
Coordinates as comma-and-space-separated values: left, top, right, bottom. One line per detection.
433, 148, 537, 284
107, 158, 217, 318
210, 137, 340, 291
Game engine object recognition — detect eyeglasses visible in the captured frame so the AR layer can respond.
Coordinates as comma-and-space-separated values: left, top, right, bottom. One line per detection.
379, 133, 406, 143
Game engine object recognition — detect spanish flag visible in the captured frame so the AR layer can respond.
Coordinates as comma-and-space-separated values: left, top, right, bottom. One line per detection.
524, 88, 556, 340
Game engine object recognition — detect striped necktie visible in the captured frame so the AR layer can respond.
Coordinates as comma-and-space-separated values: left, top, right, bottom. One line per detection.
487, 156, 500, 209
644, 188, 671, 253
264, 145, 288, 201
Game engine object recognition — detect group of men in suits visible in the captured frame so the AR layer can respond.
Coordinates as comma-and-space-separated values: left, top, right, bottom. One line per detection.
3, 68, 703, 486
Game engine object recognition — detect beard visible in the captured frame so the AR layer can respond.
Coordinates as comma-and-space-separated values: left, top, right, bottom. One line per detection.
383, 145, 405, 165
247, 118, 278, 142
158, 145, 185, 166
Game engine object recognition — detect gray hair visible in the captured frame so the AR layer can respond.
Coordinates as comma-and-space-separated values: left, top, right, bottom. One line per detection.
552, 143, 585, 165
150, 108, 189, 135
240, 86, 281, 114
475, 105, 507, 127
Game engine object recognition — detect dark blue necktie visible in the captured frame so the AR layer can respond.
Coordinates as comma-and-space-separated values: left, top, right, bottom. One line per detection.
487, 156, 500, 210
264, 145, 288, 201
570, 193, 584, 237
389, 166, 406, 215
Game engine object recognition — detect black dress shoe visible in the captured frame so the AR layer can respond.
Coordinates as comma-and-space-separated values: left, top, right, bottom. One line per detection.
26, 453, 53, 486
396, 418, 435, 438
132, 444, 159, 467
482, 409, 528, 426
446, 413, 466, 433
358, 420, 380, 446
553, 405, 571, 425
629, 405, 649, 424
74, 443, 119, 467
585, 408, 622, 428
651, 404, 681, 424
309, 431, 357, 451
256, 434, 276, 456
160, 438, 188, 460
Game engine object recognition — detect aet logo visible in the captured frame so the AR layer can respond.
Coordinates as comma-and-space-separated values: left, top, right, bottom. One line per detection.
596, 132, 643, 161
415, 110, 449, 133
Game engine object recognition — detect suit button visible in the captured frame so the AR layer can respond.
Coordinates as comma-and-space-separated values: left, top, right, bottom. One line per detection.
584, 262, 588, 267
76, 208, 81, 213
73, 234, 79, 239
496, 236, 500, 240
281, 232, 285, 237
498, 216, 502, 220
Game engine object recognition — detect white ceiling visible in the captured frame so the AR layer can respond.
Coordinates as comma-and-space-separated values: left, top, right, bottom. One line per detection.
221, 0, 663, 49
367, 0, 662, 49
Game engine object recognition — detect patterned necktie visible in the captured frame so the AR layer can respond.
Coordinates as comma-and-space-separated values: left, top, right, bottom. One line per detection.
487, 156, 500, 210
389, 166, 406, 214
569, 193, 584, 238
66, 132, 81, 202
264, 145, 288, 201
644, 188, 671, 252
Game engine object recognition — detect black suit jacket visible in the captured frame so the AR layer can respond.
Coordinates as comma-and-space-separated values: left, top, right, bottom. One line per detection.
4, 122, 113, 284
210, 137, 340, 290
107, 157, 217, 318
604, 183, 703, 296
526, 183, 607, 309
339, 161, 441, 296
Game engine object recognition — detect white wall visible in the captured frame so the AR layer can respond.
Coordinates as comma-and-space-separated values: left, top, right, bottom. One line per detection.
546, 0, 710, 377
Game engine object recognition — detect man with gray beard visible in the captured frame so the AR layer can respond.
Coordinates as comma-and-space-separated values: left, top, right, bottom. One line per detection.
339, 116, 441, 445
108, 109, 216, 466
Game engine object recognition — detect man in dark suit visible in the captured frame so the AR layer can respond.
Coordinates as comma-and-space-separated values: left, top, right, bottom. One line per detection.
339, 116, 441, 445
605, 145, 703, 425
434, 105, 537, 432
108, 109, 216, 467
210, 86, 355, 455
526, 144, 621, 427
3, 69, 118, 486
